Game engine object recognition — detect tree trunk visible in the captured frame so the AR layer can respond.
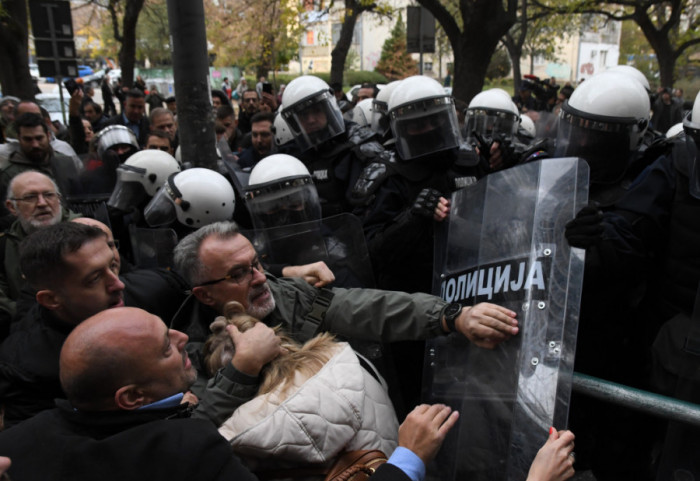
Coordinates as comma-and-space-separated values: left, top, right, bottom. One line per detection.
118, 0, 145, 87
418, 0, 517, 104
0, 0, 35, 99
330, 0, 361, 86
502, 36, 522, 94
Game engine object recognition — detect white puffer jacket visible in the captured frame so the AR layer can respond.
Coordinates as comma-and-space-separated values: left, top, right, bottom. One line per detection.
218, 342, 399, 471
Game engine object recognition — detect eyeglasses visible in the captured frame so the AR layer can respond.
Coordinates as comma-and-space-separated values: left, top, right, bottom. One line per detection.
197, 258, 263, 287
11, 191, 60, 204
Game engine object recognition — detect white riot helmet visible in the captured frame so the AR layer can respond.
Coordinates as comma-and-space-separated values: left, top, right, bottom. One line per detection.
555, 71, 650, 184
108, 150, 181, 211
519, 114, 537, 140
388, 76, 461, 161
371, 80, 401, 136
606, 65, 651, 92
273, 110, 294, 147
144, 168, 235, 228
95, 125, 139, 161
352, 99, 374, 127
464, 88, 521, 144
281, 76, 345, 152
245, 154, 321, 229
683, 90, 700, 198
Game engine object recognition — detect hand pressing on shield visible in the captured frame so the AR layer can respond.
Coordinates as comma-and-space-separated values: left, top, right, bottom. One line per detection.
526, 428, 576, 481
443, 303, 519, 349
398, 404, 460, 466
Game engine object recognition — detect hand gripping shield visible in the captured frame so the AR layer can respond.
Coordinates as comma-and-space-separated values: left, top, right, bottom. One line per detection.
423, 158, 589, 481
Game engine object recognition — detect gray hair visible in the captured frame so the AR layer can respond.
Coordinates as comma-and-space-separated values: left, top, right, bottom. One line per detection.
6, 170, 60, 206
173, 221, 241, 286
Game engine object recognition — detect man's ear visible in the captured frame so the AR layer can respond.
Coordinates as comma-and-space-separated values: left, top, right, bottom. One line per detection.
36, 289, 61, 311
192, 286, 216, 307
115, 385, 146, 410
5, 199, 17, 216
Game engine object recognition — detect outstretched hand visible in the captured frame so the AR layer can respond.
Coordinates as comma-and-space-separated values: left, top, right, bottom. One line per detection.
228, 322, 283, 376
282, 261, 335, 288
398, 404, 460, 465
527, 428, 575, 481
454, 303, 519, 349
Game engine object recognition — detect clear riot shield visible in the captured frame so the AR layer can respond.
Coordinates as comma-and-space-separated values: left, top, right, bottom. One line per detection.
128, 224, 178, 269
241, 213, 375, 289
424, 157, 588, 481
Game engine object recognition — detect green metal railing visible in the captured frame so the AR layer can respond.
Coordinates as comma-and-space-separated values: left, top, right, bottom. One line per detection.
572, 372, 700, 428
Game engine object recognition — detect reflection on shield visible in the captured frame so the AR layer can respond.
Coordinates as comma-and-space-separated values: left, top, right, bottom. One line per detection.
424, 158, 588, 481
241, 213, 375, 289
128, 224, 178, 269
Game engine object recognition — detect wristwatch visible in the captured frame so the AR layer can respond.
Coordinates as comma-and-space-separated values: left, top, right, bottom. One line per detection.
442, 302, 463, 333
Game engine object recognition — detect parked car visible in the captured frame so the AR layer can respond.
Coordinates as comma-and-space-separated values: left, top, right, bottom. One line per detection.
81, 69, 107, 88
36, 92, 69, 124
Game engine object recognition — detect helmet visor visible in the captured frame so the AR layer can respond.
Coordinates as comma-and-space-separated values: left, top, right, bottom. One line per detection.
391, 98, 460, 161
464, 108, 519, 143
282, 91, 345, 152
555, 110, 631, 184
143, 182, 178, 227
107, 164, 149, 211
246, 177, 321, 229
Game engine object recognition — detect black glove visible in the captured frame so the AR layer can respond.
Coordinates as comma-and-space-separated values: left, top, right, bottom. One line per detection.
565, 202, 604, 248
410, 188, 442, 219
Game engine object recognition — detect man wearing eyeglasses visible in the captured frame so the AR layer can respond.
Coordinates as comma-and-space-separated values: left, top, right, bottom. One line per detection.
0, 171, 81, 337
171, 221, 519, 426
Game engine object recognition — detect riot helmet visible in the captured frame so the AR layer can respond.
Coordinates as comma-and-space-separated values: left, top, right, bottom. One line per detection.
464, 88, 520, 144
108, 150, 181, 211
95, 125, 139, 163
273, 110, 294, 147
371, 80, 401, 137
554, 72, 650, 184
519, 114, 537, 140
388, 75, 460, 161
683, 90, 700, 199
606, 65, 651, 92
281, 76, 345, 152
144, 168, 235, 227
665, 123, 684, 139
352, 99, 374, 128
245, 154, 321, 230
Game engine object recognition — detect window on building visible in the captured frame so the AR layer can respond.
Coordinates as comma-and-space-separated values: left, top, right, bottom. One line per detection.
306, 30, 315, 45
424, 62, 433, 72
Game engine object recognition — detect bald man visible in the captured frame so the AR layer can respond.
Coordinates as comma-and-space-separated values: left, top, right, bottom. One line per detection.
0, 307, 461, 481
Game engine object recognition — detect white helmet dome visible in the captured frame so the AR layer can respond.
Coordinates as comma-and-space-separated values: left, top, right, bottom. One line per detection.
520, 114, 537, 138
388, 76, 445, 111
467, 89, 519, 115
280, 75, 345, 152
144, 168, 235, 227
248, 154, 311, 188
387, 76, 460, 161
352, 99, 374, 127
682, 91, 700, 199
121, 150, 180, 196
606, 65, 651, 92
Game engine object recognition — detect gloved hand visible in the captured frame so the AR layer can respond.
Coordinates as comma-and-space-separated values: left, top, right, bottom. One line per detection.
565, 202, 604, 248
411, 188, 442, 219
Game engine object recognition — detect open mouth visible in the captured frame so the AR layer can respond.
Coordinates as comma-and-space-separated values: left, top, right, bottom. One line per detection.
110, 297, 125, 308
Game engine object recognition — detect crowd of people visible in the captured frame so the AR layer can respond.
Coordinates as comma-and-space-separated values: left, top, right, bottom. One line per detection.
0, 64, 696, 481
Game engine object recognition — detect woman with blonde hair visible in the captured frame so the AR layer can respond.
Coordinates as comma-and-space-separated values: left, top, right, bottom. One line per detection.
203, 301, 399, 477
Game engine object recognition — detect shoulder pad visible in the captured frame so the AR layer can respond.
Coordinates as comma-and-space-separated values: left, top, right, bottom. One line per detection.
350, 157, 396, 206
355, 140, 388, 164
347, 123, 379, 145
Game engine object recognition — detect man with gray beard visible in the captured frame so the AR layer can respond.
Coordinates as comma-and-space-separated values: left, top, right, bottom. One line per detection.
0, 171, 80, 337
172, 221, 519, 426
